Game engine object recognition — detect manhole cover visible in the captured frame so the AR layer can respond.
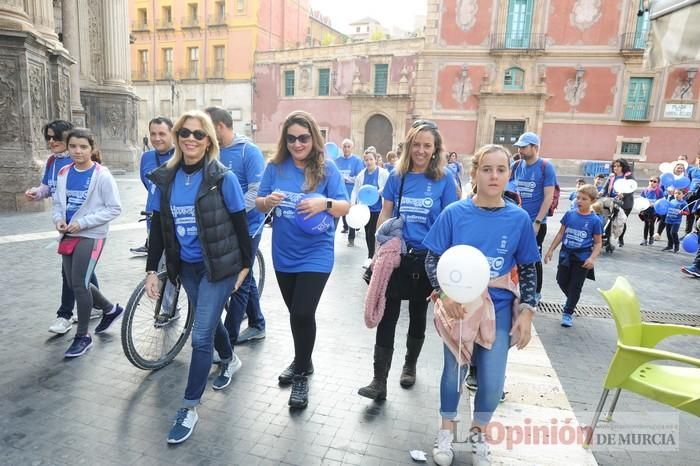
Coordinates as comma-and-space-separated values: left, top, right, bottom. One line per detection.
538, 302, 700, 327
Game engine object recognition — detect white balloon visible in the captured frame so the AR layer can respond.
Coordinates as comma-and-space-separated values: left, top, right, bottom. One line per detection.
346, 204, 370, 229
437, 245, 491, 304
633, 197, 651, 212
659, 162, 673, 173
613, 178, 637, 194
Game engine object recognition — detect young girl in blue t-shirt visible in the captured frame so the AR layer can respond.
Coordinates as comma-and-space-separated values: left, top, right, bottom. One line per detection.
639, 177, 663, 245
423, 144, 540, 466
663, 189, 689, 252
544, 184, 603, 327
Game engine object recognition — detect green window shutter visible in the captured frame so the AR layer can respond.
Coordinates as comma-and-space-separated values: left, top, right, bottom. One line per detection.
624, 77, 652, 120
284, 70, 295, 97
506, 0, 533, 48
504, 67, 524, 90
374, 64, 388, 96
634, 0, 650, 48
318, 68, 330, 96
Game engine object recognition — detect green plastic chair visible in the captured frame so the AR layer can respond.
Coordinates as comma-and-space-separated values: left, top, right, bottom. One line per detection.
585, 276, 700, 447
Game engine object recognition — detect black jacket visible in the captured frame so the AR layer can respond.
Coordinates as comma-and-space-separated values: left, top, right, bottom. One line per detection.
148, 160, 246, 283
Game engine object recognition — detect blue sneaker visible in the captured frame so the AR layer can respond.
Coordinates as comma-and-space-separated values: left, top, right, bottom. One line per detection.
65, 334, 93, 358
561, 313, 574, 328
167, 407, 198, 444
94, 305, 124, 333
212, 354, 242, 390
681, 265, 700, 278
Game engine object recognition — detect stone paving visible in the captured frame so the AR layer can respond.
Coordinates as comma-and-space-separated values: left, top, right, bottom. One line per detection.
0, 174, 698, 465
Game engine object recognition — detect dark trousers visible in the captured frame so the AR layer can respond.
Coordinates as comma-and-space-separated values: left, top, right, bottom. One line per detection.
57, 268, 99, 320
693, 245, 700, 268
643, 220, 656, 241
224, 234, 264, 348
556, 259, 589, 315
685, 192, 700, 233
275, 271, 330, 373
375, 292, 429, 350
341, 216, 356, 240
535, 223, 548, 294
618, 208, 632, 243
657, 215, 667, 235
364, 211, 380, 258
666, 223, 681, 249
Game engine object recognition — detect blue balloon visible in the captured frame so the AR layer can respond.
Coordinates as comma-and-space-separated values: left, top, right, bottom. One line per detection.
682, 233, 699, 254
324, 142, 340, 159
673, 176, 691, 189
654, 198, 670, 215
294, 193, 334, 235
357, 185, 380, 205
660, 172, 675, 187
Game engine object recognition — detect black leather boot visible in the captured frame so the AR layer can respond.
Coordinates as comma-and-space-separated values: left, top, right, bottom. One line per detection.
358, 345, 393, 400
400, 335, 425, 388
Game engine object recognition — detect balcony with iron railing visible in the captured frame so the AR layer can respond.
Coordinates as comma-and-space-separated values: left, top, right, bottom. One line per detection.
179, 67, 200, 80
131, 20, 150, 32
207, 14, 228, 26
131, 69, 150, 82
490, 33, 547, 52
156, 68, 175, 81
156, 18, 175, 30
622, 102, 651, 122
207, 66, 226, 79
181, 16, 201, 28
620, 31, 648, 52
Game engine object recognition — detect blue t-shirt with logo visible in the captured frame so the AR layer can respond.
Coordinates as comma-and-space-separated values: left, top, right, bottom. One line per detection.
511, 159, 557, 223
334, 154, 364, 196
382, 171, 459, 249
151, 169, 245, 263
258, 157, 348, 273
42, 154, 73, 196
362, 169, 383, 212
689, 166, 700, 191
65, 165, 96, 223
641, 187, 663, 201
560, 210, 604, 261
219, 141, 265, 237
422, 199, 540, 311
665, 199, 688, 225
141, 149, 174, 213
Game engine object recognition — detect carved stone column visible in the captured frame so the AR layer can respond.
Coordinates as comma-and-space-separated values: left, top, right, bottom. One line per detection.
0, 0, 33, 31
26, 0, 58, 42
76, 0, 92, 82
60, 0, 85, 124
101, 0, 129, 85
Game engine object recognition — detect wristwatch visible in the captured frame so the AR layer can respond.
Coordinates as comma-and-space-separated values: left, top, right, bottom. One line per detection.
534, 219, 542, 225
326, 199, 333, 210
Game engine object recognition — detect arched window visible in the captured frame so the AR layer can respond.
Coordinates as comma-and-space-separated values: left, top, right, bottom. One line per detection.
504, 67, 525, 90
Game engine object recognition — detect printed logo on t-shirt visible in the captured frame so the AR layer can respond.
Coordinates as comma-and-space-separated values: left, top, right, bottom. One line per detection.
171, 204, 198, 237
564, 227, 589, 248
516, 180, 537, 199
486, 256, 505, 277
276, 190, 305, 220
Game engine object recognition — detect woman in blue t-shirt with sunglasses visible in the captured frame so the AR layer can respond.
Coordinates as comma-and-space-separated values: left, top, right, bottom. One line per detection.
358, 120, 459, 401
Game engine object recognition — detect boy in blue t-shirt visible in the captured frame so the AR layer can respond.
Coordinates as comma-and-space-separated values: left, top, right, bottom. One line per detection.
544, 185, 603, 327
662, 189, 689, 253
568, 178, 586, 210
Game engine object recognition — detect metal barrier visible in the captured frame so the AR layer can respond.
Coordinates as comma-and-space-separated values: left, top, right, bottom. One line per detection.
583, 161, 611, 177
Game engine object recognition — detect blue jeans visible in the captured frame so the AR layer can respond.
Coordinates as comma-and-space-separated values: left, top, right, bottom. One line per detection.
224, 234, 265, 346
179, 261, 235, 407
57, 268, 98, 320
440, 305, 512, 426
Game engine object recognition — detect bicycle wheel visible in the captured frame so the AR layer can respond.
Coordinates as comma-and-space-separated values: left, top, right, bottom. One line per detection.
254, 248, 266, 297
121, 271, 194, 370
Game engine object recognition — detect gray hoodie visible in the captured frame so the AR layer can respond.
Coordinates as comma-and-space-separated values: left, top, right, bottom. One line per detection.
52, 163, 122, 239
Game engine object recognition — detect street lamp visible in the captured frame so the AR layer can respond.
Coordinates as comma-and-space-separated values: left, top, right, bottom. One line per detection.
573, 65, 585, 97
680, 67, 698, 99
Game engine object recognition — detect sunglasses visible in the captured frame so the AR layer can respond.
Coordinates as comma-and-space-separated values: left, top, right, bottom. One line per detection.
650, 180, 659, 183
412, 119, 438, 130
285, 134, 312, 144
177, 128, 208, 140
44, 134, 62, 142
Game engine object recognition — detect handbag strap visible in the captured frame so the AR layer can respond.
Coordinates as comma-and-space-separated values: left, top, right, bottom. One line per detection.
395, 175, 406, 218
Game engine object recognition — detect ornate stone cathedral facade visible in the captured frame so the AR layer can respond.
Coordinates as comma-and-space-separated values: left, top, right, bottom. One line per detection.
0, 0, 139, 211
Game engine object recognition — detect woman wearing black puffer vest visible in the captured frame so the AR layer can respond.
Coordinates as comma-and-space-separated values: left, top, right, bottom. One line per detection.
145, 110, 252, 445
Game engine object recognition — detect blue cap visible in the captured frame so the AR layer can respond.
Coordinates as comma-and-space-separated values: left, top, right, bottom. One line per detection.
513, 132, 540, 147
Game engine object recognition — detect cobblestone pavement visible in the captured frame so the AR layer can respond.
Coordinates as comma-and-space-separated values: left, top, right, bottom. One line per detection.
1, 174, 698, 465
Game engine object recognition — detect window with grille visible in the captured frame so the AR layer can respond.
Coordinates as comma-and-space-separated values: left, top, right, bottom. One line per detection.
318, 68, 330, 96
374, 64, 388, 96
284, 70, 295, 97
138, 50, 148, 78
621, 142, 642, 155
162, 48, 173, 79
623, 77, 653, 120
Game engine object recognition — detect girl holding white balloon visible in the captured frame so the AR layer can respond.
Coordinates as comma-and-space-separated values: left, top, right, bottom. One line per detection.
351, 148, 389, 267
602, 158, 636, 247
256, 111, 350, 409
423, 144, 540, 466
357, 120, 458, 402
639, 177, 662, 245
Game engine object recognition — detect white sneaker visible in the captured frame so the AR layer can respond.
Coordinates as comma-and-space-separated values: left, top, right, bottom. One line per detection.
362, 258, 372, 269
71, 309, 102, 323
654, 233, 661, 241
49, 317, 73, 334
432, 429, 454, 466
469, 430, 491, 466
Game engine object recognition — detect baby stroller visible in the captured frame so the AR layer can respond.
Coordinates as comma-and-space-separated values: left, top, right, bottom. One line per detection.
598, 197, 626, 253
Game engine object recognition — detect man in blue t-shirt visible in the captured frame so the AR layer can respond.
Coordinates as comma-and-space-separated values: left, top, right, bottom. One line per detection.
511, 131, 558, 298
131, 117, 175, 255
206, 106, 267, 353
335, 139, 364, 246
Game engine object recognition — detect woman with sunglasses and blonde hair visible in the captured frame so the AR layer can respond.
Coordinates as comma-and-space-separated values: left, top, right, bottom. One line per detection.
358, 120, 459, 401
256, 110, 349, 409
145, 110, 252, 444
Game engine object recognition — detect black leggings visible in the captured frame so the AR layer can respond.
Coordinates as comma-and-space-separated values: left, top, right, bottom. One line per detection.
375, 293, 429, 350
364, 211, 380, 259
643, 219, 656, 241
275, 271, 330, 373
618, 208, 632, 243
657, 215, 667, 235
535, 223, 547, 294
